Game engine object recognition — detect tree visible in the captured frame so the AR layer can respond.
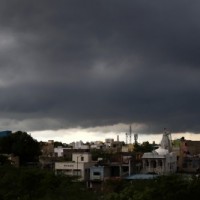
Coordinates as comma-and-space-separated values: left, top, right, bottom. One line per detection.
0, 155, 9, 166
134, 141, 154, 153
0, 131, 41, 165
0, 167, 97, 200
104, 175, 200, 200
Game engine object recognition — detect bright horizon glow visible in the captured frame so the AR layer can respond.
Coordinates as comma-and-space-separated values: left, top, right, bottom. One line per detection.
30, 129, 200, 144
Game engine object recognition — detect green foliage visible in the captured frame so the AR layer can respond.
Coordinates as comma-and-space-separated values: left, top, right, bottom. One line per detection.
134, 141, 154, 153
1, 167, 200, 200
91, 149, 112, 161
104, 175, 200, 200
0, 155, 9, 165
0, 167, 97, 200
54, 141, 64, 147
102, 179, 128, 194
0, 136, 12, 154
0, 131, 41, 164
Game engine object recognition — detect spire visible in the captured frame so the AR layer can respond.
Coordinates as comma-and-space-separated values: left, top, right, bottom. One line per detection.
160, 128, 172, 152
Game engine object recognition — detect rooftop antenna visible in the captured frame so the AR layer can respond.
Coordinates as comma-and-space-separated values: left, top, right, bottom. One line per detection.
117, 134, 119, 142
125, 125, 134, 144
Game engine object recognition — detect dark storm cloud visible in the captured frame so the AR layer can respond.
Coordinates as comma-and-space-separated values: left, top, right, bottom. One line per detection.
0, 0, 200, 133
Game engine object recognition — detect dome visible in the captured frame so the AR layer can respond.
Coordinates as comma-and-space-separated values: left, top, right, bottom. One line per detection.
155, 147, 169, 155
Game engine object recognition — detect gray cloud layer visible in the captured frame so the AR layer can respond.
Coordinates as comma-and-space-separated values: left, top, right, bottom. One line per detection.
0, 0, 200, 133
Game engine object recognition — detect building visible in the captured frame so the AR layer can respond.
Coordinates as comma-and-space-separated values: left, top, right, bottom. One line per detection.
40, 140, 54, 157
121, 144, 134, 152
55, 152, 95, 181
73, 141, 90, 150
142, 130, 177, 175
54, 146, 72, 157
178, 137, 200, 173
89, 165, 110, 189
39, 140, 55, 169
90, 141, 104, 150
105, 138, 114, 144
142, 147, 177, 174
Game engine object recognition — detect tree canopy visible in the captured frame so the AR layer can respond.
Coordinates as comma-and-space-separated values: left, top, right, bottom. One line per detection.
0, 167, 96, 200
104, 175, 200, 200
134, 141, 154, 153
0, 131, 41, 165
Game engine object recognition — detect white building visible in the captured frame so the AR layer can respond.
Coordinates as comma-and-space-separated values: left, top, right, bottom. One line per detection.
73, 141, 90, 150
142, 130, 177, 175
105, 138, 114, 148
54, 146, 72, 157
90, 141, 104, 150
55, 152, 95, 181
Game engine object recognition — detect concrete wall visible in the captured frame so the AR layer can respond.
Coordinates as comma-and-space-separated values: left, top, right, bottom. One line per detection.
72, 153, 92, 163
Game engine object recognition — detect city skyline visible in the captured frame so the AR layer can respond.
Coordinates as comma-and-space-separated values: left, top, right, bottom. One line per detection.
30, 127, 200, 145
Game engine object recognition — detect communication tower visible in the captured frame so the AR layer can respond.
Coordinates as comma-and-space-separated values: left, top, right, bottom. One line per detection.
125, 125, 133, 144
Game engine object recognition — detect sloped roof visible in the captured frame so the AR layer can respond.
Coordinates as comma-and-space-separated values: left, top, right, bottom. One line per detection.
125, 174, 159, 180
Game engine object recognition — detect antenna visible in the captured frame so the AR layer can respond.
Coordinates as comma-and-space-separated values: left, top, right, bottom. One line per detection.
117, 135, 119, 142
125, 125, 133, 144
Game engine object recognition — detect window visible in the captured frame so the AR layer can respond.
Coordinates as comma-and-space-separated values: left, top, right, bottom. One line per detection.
93, 172, 101, 176
81, 156, 84, 161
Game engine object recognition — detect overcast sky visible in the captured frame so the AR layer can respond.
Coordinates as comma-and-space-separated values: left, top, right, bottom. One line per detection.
1, 0, 200, 141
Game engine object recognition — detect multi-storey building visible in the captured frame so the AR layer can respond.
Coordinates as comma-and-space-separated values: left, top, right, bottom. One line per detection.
178, 137, 200, 173
55, 152, 96, 181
